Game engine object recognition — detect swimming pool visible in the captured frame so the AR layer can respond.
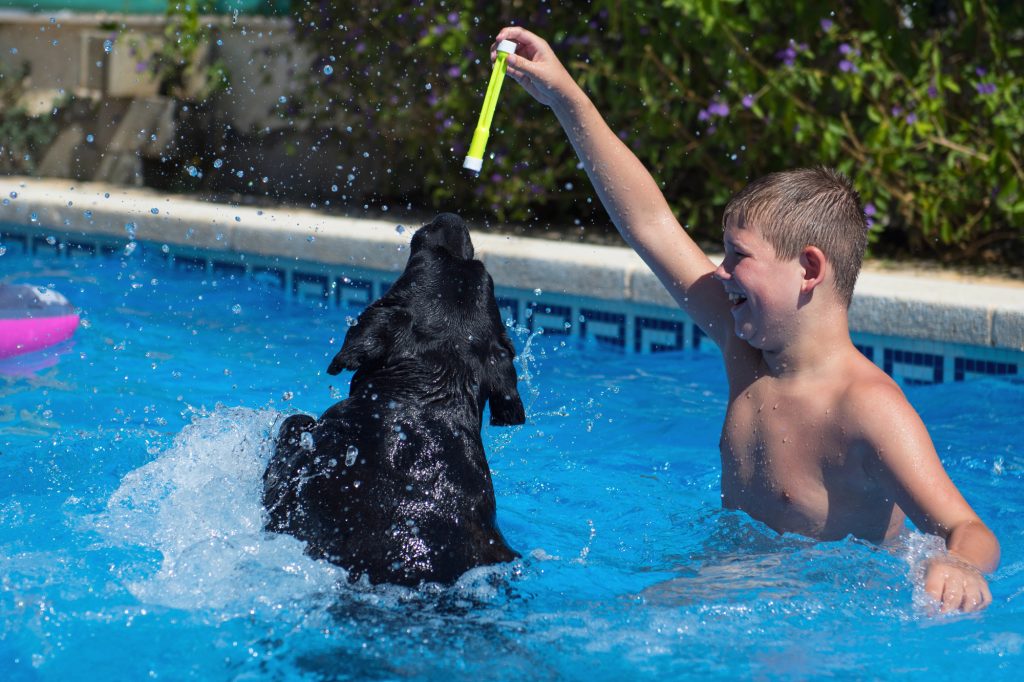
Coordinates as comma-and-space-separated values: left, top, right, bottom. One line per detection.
1, 237, 1021, 680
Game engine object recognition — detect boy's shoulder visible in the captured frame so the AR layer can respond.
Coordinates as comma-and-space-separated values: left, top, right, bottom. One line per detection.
836, 351, 925, 446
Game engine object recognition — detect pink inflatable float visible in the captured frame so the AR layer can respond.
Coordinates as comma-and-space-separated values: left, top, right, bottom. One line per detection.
0, 284, 80, 359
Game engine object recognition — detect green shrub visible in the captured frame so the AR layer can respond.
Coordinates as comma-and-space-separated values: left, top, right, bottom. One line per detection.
288, 0, 1023, 261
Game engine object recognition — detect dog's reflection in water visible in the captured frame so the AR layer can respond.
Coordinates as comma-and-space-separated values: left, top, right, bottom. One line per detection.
263, 213, 526, 587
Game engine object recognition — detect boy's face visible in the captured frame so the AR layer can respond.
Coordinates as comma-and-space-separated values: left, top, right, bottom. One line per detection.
714, 216, 804, 350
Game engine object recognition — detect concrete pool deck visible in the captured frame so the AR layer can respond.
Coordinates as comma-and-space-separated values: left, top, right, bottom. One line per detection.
2, 176, 1022, 355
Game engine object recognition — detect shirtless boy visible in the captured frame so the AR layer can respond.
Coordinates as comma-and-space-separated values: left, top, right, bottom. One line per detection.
494, 26, 1000, 613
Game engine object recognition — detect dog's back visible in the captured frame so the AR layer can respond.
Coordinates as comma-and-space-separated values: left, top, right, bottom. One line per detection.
263, 214, 525, 586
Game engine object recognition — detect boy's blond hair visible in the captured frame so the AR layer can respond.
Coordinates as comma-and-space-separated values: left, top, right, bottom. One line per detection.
723, 166, 869, 307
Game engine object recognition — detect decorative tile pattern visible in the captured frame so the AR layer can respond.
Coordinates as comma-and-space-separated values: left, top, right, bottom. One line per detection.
692, 324, 707, 350
885, 349, 944, 385
251, 265, 286, 290
580, 309, 627, 348
293, 272, 331, 303
337, 278, 374, 309
170, 254, 206, 273
635, 316, 685, 353
955, 358, 1018, 382
496, 297, 521, 328
527, 302, 573, 336
212, 261, 246, 280
0, 231, 29, 254
3, 225, 1022, 384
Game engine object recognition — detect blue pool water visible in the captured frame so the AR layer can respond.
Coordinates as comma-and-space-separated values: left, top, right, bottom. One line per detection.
1, 243, 1022, 680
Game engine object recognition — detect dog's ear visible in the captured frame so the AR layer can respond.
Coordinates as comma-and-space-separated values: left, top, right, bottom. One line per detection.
484, 326, 526, 426
328, 304, 412, 375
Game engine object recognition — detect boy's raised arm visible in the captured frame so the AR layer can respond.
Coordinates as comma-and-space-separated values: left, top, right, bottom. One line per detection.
494, 27, 734, 349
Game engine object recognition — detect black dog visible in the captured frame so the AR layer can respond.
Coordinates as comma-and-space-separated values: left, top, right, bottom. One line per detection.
263, 213, 526, 587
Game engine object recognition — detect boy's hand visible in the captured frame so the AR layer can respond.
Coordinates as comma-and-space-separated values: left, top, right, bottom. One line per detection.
492, 27, 579, 110
924, 556, 993, 613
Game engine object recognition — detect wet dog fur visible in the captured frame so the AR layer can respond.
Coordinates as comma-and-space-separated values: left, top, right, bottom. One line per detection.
262, 213, 525, 586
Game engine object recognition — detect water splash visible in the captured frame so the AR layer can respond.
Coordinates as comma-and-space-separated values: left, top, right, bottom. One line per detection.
92, 406, 346, 616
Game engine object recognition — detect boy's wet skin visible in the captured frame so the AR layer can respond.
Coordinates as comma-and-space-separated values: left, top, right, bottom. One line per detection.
494, 25, 1001, 613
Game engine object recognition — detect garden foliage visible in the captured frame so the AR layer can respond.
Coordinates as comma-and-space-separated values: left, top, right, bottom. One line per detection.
288, 0, 1023, 260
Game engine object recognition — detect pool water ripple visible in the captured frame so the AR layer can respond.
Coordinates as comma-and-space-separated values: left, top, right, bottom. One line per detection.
0, 247, 1021, 680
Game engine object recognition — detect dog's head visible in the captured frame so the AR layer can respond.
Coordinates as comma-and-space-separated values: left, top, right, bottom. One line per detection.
327, 213, 525, 426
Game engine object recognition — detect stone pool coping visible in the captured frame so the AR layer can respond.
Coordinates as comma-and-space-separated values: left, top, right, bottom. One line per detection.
2, 176, 1022, 352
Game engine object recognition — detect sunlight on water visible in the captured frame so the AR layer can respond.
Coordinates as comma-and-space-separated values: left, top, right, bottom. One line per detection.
0, 245, 1020, 680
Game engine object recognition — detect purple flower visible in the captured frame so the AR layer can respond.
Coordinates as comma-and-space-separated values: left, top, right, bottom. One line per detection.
708, 101, 730, 117
820, 18, 834, 31
864, 203, 876, 216
776, 46, 797, 66
905, 113, 918, 124
839, 43, 852, 55
742, 94, 755, 108
891, 105, 903, 116
839, 59, 855, 73
355, 42, 366, 54
447, 65, 461, 78
975, 66, 987, 77
975, 82, 997, 95
490, 173, 502, 183
697, 109, 711, 122
927, 84, 938, 98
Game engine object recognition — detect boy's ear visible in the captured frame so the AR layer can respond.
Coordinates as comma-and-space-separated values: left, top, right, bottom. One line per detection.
327, 305, 412, 375
799, 246, 828, 294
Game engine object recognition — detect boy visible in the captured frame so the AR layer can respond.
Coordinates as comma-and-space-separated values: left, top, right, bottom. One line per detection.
493, 26, 1000, 613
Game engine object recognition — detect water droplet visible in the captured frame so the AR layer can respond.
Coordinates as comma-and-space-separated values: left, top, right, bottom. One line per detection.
306, 235, 315, 242
213, 158, 223, 168
352, 480, 362, 489
300, 432, 315, 450
533, 288, 542, 296
234, 215, 241, 222
86, 134, 95, 143
345, 445, 358, 466
281, 390, 293, 400
395, 225, 405, 234
0, 246, 6, 256
232, 304, 242, 314
278, 95, 287, 104
186, 165, 198, 177
323, 65, 334, 76
9, 191, 18, 199
150, 207, 159, 215
345, 316, 357, 327
124, 222, 137, 237
103, 39, 113, 53
83, 210, 92, 219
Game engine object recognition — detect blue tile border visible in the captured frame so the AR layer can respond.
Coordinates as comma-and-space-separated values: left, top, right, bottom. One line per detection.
2, 224, 1022, 385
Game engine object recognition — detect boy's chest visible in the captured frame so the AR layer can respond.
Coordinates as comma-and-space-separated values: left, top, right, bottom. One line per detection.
717, 384, 873, 538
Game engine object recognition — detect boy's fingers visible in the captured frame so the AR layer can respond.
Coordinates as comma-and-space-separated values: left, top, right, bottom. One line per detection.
940, 578, 964, 613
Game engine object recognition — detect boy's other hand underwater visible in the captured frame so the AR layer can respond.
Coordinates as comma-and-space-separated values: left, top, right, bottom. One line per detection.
493, 26, 1000, 614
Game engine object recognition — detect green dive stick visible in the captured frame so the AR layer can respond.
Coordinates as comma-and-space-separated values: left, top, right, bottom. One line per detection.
463, 39, 517, 173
